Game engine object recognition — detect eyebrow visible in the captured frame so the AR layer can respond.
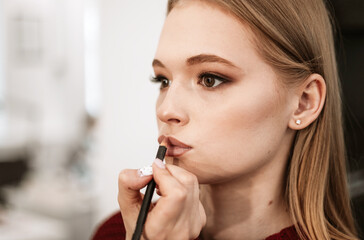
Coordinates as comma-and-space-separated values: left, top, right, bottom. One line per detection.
152, 59, 165, 68
152, 54, 239, 69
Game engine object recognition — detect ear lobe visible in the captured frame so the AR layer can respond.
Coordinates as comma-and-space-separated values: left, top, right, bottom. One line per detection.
289, 73, 326, 130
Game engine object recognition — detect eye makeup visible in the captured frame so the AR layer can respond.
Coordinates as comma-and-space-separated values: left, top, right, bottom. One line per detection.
150, 71, 231, 90
197, 72, 230, 88
150, 74, 171, 89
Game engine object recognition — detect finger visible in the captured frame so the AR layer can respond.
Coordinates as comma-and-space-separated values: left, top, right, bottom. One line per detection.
139, 160, 184, 238
151, 160, 198, 210
199, 201, 207, 227
118, 169, 153, 210
165, 164, 199, 188
156, 187, 162, 196
165, 164, 200, 206
146, 162, 202, 239
166, 164, 204, 232
151, 159, 185, 198
148, 159, 186, 217
167, 164, 203, 227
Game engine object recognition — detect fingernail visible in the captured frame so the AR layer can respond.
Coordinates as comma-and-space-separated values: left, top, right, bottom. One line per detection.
137, 166, 153, 177
154, 158, 165, 169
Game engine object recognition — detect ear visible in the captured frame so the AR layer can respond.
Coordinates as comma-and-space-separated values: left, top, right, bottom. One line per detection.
289, 73, 326, 130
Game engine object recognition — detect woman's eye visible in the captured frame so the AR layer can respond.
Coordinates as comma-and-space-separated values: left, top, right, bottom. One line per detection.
199, 73, 227, 88
150, 75, 171, 89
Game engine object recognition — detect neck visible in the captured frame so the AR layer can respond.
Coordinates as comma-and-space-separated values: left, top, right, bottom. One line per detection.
200, 156, 293, 240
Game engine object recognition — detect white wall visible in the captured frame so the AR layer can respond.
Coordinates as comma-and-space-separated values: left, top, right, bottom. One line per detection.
0, 0, 4, 101
93, 0, 167, 222
1, 1, 91, 239
3, 0, 85, 145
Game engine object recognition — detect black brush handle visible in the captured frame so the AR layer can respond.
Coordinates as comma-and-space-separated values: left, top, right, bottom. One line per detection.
132, 146, 167, 240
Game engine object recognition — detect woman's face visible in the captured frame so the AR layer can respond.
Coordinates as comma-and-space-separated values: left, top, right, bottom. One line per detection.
154, 1, 296, 184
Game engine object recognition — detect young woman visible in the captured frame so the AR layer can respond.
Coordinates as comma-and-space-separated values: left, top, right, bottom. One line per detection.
93, 0, 358, 239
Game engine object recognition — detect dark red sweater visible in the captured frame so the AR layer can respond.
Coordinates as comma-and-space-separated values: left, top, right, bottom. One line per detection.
92, 212, 300, 240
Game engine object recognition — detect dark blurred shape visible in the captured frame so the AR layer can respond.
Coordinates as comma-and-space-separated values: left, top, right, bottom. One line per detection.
0, 156, 29, 205
330, 0, 364, 238
0, 158, 29, 186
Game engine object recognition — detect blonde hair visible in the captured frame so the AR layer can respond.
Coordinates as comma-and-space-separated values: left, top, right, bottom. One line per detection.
168, 0, 358, 239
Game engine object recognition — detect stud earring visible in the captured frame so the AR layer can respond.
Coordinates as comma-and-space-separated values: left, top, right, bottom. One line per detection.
295, 119, 301, 125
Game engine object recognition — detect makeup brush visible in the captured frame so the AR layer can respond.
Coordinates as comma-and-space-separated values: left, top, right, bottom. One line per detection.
132, 142, 167, 240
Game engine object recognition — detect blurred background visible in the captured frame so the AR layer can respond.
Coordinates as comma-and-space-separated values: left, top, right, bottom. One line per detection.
0, 0, 362, 239
0, 0, 166, 239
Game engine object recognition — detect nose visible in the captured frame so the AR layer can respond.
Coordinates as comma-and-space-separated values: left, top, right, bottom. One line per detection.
156, 82, 189, 126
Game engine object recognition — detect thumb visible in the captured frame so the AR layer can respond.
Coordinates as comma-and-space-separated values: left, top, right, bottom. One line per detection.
118, 169, 153, 210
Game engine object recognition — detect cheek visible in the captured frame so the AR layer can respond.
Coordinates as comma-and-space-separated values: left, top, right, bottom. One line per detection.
156, 93, 170, 130
190, 82, 289, 181
156, 96, 162, 128
196, 81, 283, 139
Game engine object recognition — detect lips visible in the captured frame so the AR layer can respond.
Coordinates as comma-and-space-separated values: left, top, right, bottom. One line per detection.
158, 135, 192, 157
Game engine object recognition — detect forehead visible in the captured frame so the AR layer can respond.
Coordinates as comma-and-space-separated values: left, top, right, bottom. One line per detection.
155, 1, 258, 66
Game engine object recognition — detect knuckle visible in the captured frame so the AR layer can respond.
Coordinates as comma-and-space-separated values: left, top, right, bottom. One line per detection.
190, 227, 201, 239
179, 173, 198, 186
201, 214, 207, 227
146, 221, 167, 240
173, 188, 188, 202
180, 230, 190, 239
158, 206, 174, 220
118, 169, 129, 185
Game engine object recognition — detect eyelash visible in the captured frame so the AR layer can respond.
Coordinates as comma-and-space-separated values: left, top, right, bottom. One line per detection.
150, 75, 170, 89
150, 72, 230, 90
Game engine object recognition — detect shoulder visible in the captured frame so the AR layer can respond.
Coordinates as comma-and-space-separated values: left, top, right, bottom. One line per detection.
91, 211, 202, 240
91, 211, 299, 240
91, 211, 126, 240
265, 226, 300, 240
